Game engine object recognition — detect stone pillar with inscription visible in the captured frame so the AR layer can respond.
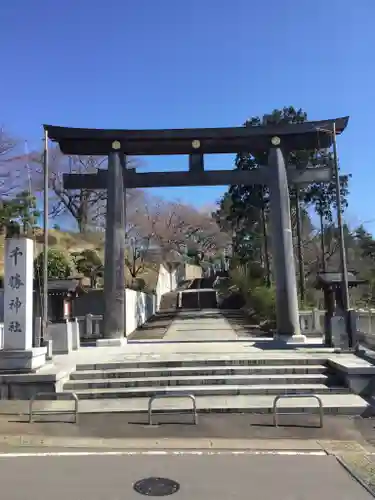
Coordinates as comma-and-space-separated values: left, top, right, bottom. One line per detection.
0, 237, 46, 371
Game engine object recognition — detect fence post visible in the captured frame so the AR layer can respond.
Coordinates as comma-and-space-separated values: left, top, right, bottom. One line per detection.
85, 314, 93, 337
34, 316, 42, 347
0, 323, 4, 350
368, 309, 372, 335
94, 317, 100, 336
312, 309, 318, 332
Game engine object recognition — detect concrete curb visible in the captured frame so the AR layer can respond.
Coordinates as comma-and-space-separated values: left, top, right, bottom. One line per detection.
0, 435, 328, 451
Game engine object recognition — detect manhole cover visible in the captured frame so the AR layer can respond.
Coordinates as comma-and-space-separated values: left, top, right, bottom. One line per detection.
133, 477, 180, 496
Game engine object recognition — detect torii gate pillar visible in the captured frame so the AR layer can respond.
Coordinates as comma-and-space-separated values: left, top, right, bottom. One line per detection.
268, 147, 304, 342
97, 152, 127, 345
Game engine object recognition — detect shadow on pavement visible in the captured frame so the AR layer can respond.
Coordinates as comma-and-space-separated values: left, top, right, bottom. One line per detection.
252, 341, 324, 350
1, 413, 374, 447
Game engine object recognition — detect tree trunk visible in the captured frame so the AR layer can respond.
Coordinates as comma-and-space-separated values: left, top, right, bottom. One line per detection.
261, 206, 271, 287
295, 187, 305, 304
319, 212, 326, 272
77, 192, 89, 233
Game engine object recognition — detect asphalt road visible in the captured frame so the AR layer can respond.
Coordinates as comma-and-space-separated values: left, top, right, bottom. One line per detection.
0, 453, 372, 499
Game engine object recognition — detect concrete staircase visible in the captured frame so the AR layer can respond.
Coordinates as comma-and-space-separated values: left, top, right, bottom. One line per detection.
159, 291, 179, 311
63, 355, 369, 415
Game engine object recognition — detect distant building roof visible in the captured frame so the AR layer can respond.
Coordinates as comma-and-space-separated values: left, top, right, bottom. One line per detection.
315, 271, 367, 288
35, 278, 85, 295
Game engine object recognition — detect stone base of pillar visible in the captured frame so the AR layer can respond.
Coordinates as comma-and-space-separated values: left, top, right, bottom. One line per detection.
273, 333, 307, 344
96, 337, 127, 348
0, 347, 47, 372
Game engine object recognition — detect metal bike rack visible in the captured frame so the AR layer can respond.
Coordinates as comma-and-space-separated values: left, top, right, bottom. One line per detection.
29, 392, 79, 424
272, 394, 323, 428
148, 393, 198, 425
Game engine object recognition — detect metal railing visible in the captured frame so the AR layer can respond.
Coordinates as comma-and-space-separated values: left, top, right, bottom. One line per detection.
148, 393, 198, 425
29, 392, 79, 423
272, 394, 323, 428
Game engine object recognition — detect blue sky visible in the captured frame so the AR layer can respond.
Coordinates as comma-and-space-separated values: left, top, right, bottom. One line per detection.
1, 0, 375, 231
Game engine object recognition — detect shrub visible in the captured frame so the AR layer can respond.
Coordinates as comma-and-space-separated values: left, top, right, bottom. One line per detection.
34, 249, 74, 283
228, 263, 276, 321
72, 249, 103, 288
129, 278, 146, 291
249, 285, 276, 321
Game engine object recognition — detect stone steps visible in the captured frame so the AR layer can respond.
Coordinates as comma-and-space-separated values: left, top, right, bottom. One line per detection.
64, 373, 329, 390
69, 364, 327, 380
64, 383, 348, 399
76, 357, 328, 371
72, 393, 369, 415
62, 355, 369, 414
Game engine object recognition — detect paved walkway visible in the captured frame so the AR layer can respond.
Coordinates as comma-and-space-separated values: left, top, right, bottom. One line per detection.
0, 452, 372, 499
129, 309, 323, 343
161, 310, 239, 342
129, 310, 242, 342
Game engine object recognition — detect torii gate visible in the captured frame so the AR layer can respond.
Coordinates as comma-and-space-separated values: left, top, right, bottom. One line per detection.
43, 117, 349, 345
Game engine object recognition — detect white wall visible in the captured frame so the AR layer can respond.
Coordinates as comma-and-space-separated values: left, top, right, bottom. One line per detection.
125, 288, 156, 335
155, 264, 178, 311
126, 263, 178, 334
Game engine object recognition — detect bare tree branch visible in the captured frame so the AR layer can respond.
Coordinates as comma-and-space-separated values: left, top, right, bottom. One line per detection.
30, 146, 142, 233
0, 126, 31, 198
